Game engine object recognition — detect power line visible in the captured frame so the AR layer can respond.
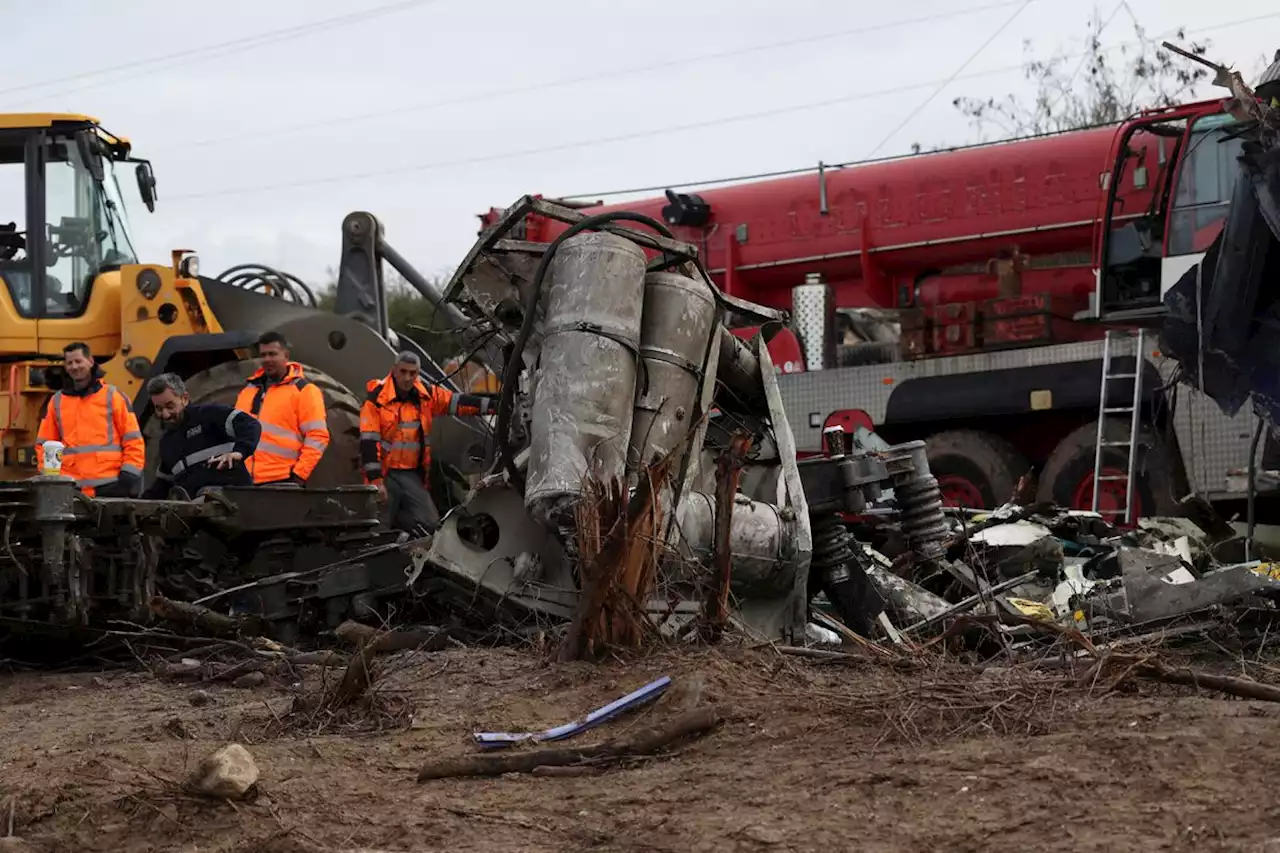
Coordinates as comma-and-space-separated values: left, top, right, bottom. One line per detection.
0, 0, 441, 108
163, 71, 1025, 201
162, 10, 1280, 203
158, 0, 1042, 153
863, 0, 1033, 158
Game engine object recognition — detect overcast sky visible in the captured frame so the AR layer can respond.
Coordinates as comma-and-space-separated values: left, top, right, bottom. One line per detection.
7, 0, 1279, 286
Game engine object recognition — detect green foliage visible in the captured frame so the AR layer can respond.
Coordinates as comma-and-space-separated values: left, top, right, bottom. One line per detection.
953, 11, 1211, 138
316, 267, 460, 364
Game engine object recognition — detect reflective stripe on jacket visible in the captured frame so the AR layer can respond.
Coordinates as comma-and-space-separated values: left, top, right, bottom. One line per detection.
233, 362, 329, 483
35, 380, 144, 496
358, 373, 495, 483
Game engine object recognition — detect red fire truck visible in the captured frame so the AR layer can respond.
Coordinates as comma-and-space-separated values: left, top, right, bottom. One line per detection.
480, 96, 1264, 519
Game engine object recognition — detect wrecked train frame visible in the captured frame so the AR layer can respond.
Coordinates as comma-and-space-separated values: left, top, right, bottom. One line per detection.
0, 478, 404, 642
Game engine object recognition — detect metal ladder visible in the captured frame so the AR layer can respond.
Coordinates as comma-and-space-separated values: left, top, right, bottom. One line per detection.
1092, 328, 1146, 525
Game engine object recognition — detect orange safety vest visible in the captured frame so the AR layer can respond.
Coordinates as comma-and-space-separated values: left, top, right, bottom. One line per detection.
358, 373, 494, 483
35, 379, 145, 496
233, 362, 329, 484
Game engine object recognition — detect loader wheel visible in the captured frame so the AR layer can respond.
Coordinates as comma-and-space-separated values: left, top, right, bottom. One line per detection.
141, 359, 364, 490
924, 430, 1029, 510
1036, 417, 1180, 522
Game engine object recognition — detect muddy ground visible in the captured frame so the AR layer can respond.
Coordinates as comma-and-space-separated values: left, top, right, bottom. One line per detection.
2, 642, 1280, 853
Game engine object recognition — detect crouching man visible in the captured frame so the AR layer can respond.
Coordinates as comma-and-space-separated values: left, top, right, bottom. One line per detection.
143, 373, 263, 500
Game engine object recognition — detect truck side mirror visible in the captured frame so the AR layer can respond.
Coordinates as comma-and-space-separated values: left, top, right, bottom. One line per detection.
135, 162, 157, 213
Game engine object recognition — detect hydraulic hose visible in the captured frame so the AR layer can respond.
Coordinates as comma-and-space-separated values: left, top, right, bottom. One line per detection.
494, 211, 677, 487
214, 263, 318, 307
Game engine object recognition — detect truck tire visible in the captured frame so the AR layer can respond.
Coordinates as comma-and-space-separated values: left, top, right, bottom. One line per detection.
141, 359, 363, 490
924, 430, 1030, 509
1035, 417, 1180, 520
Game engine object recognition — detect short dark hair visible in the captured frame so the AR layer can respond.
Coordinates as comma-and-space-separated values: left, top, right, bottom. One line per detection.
257, 331, 290, 351
147, 373, 187, 397
63, 341, 91, 359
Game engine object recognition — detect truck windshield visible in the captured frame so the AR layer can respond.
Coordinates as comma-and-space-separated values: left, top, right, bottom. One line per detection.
1167, 113, 1243, 257
43, 136, 138, 316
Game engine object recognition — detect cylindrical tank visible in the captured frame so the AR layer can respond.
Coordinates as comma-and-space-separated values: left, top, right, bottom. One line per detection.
716, 326, 765, 403
525, 231, 646, 524
671, 490, 800, 598
629, 271, 718, 468
791, 277, 835, 370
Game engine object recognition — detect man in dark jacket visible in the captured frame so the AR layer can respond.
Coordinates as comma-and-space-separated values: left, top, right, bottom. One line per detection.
142, 373, 262, 499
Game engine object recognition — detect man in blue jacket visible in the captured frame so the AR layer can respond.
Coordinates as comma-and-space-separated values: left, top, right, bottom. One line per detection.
142, 373, 263, 499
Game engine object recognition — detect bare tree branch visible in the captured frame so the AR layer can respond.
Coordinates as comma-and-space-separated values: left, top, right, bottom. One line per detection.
954, 11, 1210, 138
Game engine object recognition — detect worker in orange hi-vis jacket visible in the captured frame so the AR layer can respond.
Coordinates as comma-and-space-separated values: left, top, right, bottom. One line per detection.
360, 351, 496, 535
35, 341, 145, 497
233, 331, 329, 486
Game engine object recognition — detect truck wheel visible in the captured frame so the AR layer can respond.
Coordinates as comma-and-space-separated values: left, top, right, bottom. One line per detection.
1036, 417, 1180, 520
924, 430, 1029, 509
141, 359, 364, 490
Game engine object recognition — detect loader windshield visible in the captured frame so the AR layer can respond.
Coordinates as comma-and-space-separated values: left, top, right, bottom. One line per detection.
43, 135, 137, 315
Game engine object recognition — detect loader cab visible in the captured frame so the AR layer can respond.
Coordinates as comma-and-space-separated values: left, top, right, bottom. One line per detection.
0, 114, 149, 321
1092, 100, 1239, 321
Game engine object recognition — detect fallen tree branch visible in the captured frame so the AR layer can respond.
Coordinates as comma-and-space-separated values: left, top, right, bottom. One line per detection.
149, 595, 267, 639
1132, 660, 1280, 703
334, 620, 450, 654
416, 705, 722, 782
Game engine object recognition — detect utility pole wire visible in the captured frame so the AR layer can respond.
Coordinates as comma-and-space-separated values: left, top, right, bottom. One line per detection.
863, 0, 1034, 158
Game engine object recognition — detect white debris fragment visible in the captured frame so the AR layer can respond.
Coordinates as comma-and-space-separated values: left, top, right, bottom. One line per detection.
805, 623, 842, 648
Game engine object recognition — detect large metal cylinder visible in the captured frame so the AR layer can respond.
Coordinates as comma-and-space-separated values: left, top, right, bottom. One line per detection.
716, 326, 765, 406
671, 490, 800, 598
792, 276, 835, 371
629, 271, 718, 468
525, 232, 647, 523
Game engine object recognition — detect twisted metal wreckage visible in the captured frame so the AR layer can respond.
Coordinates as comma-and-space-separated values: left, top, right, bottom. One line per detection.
0, 198, 955, 648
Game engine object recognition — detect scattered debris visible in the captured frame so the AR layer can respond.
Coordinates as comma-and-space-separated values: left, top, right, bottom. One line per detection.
473, 676, 672, 749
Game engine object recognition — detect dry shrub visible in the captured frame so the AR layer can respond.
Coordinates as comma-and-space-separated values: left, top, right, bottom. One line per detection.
258, 640, 412, 738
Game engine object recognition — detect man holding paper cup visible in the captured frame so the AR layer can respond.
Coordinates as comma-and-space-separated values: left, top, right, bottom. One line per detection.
34, 342, 145, 497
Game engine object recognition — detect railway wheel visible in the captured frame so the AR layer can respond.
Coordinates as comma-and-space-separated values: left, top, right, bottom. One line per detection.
924, 430, 1029, 509
1036, 417, 1179, 521
141, 359, 364, 489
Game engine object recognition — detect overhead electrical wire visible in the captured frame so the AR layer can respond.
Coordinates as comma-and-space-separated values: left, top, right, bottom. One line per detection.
863, 0, 1034, 158
163, 0, 1044, 153
163, 9, 1280, 203
0, 0, 442, 108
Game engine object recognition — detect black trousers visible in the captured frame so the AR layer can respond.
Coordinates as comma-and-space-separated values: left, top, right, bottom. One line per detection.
385, 468, 440, 532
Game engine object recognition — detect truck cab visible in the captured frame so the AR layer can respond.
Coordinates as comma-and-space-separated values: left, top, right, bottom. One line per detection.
1093, 100, 1239, 321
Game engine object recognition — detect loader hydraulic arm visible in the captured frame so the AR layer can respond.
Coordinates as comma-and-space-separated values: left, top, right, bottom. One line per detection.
334, 211, 478, 391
